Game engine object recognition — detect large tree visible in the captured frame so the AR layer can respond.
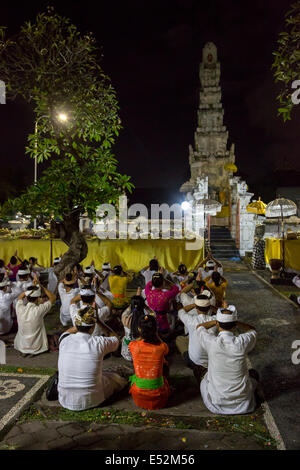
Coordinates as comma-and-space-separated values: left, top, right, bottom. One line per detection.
0, 7, 133, 278
272, 1, 300, 121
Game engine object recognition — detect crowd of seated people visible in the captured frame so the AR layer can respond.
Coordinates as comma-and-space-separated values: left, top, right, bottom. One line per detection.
0, 250, 259, 415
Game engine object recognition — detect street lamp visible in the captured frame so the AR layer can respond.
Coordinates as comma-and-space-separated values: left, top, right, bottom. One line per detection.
33, 112, 69, 229
57, 113, 68, 122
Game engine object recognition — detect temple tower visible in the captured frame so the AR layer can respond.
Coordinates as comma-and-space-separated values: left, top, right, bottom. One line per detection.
180, 42, 256, 255
180, 42, 236, 213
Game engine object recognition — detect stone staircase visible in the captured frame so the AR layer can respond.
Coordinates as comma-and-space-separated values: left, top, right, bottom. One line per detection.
209, 226, 240, 260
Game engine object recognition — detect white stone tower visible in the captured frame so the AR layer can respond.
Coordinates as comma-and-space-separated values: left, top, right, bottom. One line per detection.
180, 42, 236, 200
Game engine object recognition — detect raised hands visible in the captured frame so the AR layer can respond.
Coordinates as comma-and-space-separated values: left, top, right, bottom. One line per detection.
33, 273, 39, 286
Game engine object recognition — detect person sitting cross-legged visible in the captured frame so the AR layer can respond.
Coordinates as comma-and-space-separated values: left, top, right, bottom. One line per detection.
121, 288, 156, 361
109, 265, 133, 312
58, 273, 80, 326
197, 305, 258, 415
203, 269, 228, 309
69, 285, 112, 337
57, 306, 127, 411
177, 294, 218, 385
144, 271, 179, 335
197, 252, 223, 280
0, 272, 24, 336
14, 275, 56, 357
129, 314, 170, 410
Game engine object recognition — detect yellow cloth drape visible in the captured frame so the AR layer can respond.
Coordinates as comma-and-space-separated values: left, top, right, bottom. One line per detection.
265, 237, 300, 271
0, 238, 204, 272
216, 206, 230, 218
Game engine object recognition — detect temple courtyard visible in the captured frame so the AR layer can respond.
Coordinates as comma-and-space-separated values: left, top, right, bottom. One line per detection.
0, 260, 299, 451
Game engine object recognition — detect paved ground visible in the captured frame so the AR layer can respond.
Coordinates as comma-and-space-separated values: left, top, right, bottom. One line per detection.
0, 420, 264, 451
0, 260, 299, 450
225, 267, 300, 450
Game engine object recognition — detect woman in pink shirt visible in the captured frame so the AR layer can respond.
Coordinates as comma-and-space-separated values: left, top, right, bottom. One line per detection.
6, 255, 22, 282
145, 272, 179, 333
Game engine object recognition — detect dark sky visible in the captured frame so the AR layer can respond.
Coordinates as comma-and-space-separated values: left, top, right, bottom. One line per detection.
0, 0, 299, 205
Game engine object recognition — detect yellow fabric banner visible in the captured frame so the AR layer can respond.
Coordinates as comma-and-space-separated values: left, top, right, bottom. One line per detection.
0, 238, 204, 272
265, 237, 300, 271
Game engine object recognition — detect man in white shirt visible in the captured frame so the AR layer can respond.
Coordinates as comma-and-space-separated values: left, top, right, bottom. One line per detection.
198, 252, 223, 280
140, 257, 169, 286
12, 267, 35, 312
177, 294, 217, 384
58, 305, 127, 411
58, 274, 80, 326
69, 287, 112, 336
45, 257, 61, 294
197, 305, 258, 415
0, 276, 24, 335
14, 279, 56, 357
99, 262, 112, 291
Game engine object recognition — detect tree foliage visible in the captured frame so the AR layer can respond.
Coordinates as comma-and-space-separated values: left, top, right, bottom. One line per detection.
0, 7, 133, 274
272, 1, 300, 121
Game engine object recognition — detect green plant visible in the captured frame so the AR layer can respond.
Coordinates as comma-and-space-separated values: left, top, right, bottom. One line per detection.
0, 7, 133, 277
272, 1, 300, 121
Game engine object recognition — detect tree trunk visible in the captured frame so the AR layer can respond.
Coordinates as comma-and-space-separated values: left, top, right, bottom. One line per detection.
51, 211, 88, 281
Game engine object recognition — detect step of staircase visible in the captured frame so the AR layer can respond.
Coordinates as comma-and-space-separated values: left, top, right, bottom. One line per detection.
209, 226, 240, 259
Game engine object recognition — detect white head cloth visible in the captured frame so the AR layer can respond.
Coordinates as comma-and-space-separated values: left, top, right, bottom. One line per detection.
18, 269, 30, 276
80, 288, 95, 297
54, 257, 61, 264
102, 262, 111, 270
206, 260, 215, 269
0, 279, 10, 288
84, 266, 95, 275
216, 305, 238, 323
25, 286, 42, 298
202, 289, 212, 299
194, 295, 211, 308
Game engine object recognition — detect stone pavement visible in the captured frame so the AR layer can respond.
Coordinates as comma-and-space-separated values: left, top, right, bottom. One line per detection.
0, 373, 50, 437
224, 266, 300, 450
0, 420, 264, 450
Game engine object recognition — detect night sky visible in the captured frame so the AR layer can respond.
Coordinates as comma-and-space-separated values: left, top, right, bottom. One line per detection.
0, 0, 299, 207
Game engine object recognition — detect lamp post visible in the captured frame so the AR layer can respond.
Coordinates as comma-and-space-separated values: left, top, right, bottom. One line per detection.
33, 113, 69, 229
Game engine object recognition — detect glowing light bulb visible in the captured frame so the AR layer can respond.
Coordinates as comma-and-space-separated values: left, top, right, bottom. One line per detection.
58, 113, 68, 122
181, 201, 191, 211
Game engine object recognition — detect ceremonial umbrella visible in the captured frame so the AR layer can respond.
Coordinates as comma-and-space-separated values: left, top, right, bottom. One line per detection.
224, 162, 237, 173
246, 197, 266, 216
196, 198, 222, 214
265, 197, 297, 271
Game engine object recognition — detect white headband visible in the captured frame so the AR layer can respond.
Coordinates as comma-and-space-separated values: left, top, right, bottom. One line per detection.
80, 288, 95, 297
0, 280, 10, 287
18, 269, 30, 276
216, 305, 238, 323
102, 263, 111, 269
194, 295, 211, 308
25, 287, 42, 298
54, 257, 61, 264
84, 267, 95, 275
206, 260, 215, 268
202, 289, 212, 299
